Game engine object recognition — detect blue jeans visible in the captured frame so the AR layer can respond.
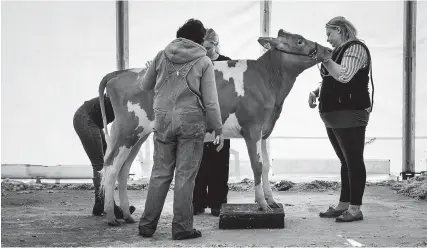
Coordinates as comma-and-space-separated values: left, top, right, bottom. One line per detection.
73, 107, 106, 173
139, 111, 206, 236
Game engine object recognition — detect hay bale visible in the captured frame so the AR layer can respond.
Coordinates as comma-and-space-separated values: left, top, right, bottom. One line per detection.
228, 178, 254, 192
290, 180, 340, 192
389, 172, 427, 200
274, 180, 295, 191
127, 183, 148, 190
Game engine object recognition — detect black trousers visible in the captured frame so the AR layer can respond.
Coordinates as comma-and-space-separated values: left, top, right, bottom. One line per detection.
193, 139, 231, 209
73, 107, 106, 174
326, 126, 367, 205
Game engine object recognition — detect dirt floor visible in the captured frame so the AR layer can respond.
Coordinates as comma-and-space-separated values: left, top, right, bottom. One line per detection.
2, 180, 427, 247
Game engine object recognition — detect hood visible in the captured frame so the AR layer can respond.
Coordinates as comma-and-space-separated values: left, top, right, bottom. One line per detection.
164, 38, 207, 64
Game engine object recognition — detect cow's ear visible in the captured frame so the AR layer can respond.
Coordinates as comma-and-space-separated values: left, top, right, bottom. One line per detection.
258, 37, 278, 50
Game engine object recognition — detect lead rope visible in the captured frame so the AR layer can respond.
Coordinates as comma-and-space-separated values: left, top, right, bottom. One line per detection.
368, 58, 374, 113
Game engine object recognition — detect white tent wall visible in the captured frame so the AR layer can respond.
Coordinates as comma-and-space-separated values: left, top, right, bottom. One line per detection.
264, 1, 427, 176
128, 1, 261, 65
1, 1, 426, 178
1, 1, 116, 166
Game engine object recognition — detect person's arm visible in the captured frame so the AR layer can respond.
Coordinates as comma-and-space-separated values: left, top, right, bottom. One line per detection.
200, 60, 223, 136
137, 51, 162, 91
321, 44, 368, 83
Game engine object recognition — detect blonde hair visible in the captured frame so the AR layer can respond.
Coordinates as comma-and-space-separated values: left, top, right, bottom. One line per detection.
204, 28, 221, 54
326, 16, 358, 42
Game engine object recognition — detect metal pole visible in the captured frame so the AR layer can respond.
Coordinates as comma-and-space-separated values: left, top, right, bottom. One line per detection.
401, 0, 417, 180
260, 0, 273, 176
116, 0, 129, 70
260, 0, 271, 54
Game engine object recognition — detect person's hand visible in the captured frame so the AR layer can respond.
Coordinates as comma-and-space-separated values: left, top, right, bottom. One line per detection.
145, 60, 152, 69
308, 91, 318, 108
321, 49, 332, 63
213, 133, 224, 152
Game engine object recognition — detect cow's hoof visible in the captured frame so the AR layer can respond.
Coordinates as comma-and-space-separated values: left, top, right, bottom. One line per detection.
107, 219, 121, 226
257, 202, 272, 212
268, 202, 281, 208
124, 217, 136, 224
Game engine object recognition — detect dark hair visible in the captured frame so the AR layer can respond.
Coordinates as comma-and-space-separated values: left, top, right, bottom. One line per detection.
176, 18, 206, 45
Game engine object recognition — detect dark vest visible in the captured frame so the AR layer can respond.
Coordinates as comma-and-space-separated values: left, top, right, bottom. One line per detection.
319, 40, 373, 113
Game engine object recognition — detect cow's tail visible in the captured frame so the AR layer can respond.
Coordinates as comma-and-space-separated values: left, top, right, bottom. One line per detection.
98, 74, 111, 143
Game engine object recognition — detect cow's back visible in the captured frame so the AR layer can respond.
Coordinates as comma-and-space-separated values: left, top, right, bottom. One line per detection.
105, 62, 274, 140
106, 69, 155, 135
212, 60, 275, 138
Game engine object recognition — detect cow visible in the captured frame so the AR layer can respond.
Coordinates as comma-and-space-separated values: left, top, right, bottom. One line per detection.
98, 29, 331, 226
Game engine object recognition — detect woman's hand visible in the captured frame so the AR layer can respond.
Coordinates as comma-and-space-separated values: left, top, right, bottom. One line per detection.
213, 133, 224, 152
308, 91, 318, 108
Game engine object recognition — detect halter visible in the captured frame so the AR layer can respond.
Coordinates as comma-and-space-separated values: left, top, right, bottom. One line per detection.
274, 42, 328, 77
275, 42, 318, 58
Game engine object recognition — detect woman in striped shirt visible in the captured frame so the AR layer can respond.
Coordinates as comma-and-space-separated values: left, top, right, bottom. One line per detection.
309, 16, 374, 222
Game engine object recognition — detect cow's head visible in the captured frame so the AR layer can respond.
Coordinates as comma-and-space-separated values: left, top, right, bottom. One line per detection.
258, 29, 331, 74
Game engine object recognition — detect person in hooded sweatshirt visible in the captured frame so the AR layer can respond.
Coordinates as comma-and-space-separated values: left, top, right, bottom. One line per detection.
137, 19, 224, 240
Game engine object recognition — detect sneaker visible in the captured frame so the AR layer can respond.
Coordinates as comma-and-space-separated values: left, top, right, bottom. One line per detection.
335, 210, 364, 222
319, 206, 347, 218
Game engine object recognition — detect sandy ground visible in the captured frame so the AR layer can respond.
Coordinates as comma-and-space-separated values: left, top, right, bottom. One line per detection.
2, 184, 427, 247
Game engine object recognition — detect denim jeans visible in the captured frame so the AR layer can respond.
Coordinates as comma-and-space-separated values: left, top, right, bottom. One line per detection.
73, 107, 106, 172
139, 111, 206, 236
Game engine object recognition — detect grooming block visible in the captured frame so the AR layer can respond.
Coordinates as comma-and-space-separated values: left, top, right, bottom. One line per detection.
219, 203, 285, 229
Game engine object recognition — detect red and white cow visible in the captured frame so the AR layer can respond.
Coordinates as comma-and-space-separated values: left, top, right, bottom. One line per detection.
98, 29, 330, 226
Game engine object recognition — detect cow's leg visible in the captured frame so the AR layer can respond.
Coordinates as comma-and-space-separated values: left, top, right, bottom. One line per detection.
243, 128, 272, 211
103, 144, 133, 226
101, 122, 120, 226
117, 134, 149, 224
261, 139, 280, 208
102, 163, 120, 226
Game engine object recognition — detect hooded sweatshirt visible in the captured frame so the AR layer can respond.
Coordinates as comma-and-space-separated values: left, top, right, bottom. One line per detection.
138, 38, 223, 135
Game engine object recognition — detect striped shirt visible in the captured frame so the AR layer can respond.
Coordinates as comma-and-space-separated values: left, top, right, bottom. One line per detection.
336, 43, 368, 83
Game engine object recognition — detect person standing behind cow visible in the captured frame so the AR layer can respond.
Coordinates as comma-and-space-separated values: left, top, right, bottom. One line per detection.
73, 95, 135, 218
193, 28, 231, 217
137, 19, 224, 240
308, 16, 374, 222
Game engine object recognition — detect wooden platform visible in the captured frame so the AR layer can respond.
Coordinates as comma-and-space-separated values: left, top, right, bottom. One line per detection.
219, 203, 285, 229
